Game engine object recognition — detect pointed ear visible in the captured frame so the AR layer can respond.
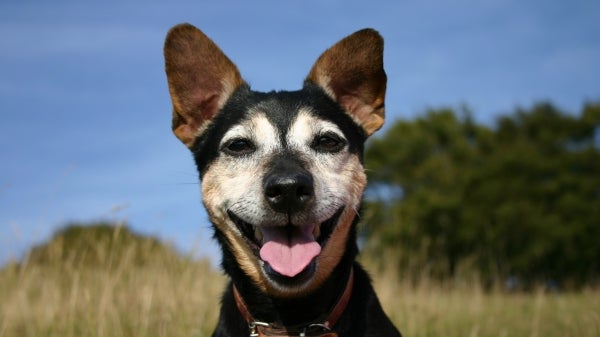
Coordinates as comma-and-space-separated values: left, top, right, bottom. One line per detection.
164, 23, 244, 147
306, 29, 386, 136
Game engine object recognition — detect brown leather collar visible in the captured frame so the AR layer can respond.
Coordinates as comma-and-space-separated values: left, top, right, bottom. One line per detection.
233, 268, 354, 337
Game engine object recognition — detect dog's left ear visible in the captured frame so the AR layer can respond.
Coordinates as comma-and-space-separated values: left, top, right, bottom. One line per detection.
306, 29, 386, 136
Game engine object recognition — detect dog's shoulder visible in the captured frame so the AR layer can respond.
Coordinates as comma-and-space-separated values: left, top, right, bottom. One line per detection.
337, 263, 402, 337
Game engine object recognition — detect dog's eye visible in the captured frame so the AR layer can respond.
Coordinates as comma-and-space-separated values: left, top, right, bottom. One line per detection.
313, 132, 346, 153
222, 138, 256, 156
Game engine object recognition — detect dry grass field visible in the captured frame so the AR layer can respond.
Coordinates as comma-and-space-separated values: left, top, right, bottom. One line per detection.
1, 225, 598, 337
367, 264, 600, 337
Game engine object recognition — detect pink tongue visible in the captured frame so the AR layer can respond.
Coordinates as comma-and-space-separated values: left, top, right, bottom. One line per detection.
259, 225, 321, 277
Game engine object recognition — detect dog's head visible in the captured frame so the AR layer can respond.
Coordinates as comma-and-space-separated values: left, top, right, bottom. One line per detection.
164, 24, 386, 297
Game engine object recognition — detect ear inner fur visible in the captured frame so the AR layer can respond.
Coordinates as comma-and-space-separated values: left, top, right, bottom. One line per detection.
164, 23, 244, 147
306, 28, 386, 136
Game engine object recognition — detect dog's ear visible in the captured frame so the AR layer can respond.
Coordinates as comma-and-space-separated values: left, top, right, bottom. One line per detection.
306, 29, 386, 136
164, 23, 244, 147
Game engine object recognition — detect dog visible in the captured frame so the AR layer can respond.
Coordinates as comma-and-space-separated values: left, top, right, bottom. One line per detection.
164, 23, 401, 337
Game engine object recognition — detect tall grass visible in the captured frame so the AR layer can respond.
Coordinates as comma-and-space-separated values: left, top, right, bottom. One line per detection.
0, 224, 225, 337
1, 224, 598, 337
365, 260, 600, 337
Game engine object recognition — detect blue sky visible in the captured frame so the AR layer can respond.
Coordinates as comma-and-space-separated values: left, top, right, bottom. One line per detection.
1, 0, 599, 265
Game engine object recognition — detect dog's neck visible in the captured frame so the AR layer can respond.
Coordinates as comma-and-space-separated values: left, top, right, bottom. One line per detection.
233, 267, 354, 336
230, 250, 356, 325
217, 225, 359, 327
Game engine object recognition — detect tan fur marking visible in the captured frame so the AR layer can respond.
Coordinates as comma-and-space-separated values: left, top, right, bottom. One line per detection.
202, 201, 269, 291
222, 227, 268, 291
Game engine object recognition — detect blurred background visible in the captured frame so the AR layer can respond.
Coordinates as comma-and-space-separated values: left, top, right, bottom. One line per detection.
1, 0, 599, 286
1, 1, 599, 336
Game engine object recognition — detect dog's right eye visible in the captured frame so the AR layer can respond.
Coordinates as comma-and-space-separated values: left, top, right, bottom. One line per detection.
221, 138, 256, 156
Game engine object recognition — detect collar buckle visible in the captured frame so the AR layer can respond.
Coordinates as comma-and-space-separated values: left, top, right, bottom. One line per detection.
249, 321, 270, 337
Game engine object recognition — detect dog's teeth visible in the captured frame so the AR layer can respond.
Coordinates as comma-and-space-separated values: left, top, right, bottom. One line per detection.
254, 226, 263, 243
313, 225, 321, 240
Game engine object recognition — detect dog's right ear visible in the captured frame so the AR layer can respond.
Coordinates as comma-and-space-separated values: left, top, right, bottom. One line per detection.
164, 23, 244, 147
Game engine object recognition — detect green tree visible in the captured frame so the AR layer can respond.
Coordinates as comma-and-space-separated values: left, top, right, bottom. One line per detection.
364, 102, 600, 288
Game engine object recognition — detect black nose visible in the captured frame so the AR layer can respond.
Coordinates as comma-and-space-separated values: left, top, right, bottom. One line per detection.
264, 171, 314, 214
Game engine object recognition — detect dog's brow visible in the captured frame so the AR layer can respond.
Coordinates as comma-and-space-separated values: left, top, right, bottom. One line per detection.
252, 114, 280, 146
287, 110, 346, 148
221, 114, 280, 150
221, 124, 251, 143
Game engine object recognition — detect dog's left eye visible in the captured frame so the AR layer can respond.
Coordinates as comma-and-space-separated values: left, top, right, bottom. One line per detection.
222, 138, 256, 156
312, 132, 346, 153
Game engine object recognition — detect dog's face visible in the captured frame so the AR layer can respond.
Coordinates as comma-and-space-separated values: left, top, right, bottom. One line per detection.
198, 87, 369, 296
164, 24, 386, 297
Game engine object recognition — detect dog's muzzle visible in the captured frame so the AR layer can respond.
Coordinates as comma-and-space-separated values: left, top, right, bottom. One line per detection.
228, 164, 343, 283
260, 161, 318, 278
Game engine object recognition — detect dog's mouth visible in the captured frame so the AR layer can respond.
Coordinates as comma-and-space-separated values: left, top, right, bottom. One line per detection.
227, 208, 343, 282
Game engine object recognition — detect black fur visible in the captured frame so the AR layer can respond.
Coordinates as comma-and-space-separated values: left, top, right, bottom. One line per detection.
200, 84, 401, 336
213, 263, 399, 337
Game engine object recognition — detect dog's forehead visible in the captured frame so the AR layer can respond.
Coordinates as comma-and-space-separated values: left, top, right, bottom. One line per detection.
243, 89, 357, 139
244, 101, 342, 142
220, 88, 367, 154
192, 87, 367, 176
249, 92, 314, 136
222, 113, 278, 141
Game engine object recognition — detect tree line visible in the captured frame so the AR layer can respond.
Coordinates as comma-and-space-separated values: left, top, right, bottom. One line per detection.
363, 102, 600, 289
